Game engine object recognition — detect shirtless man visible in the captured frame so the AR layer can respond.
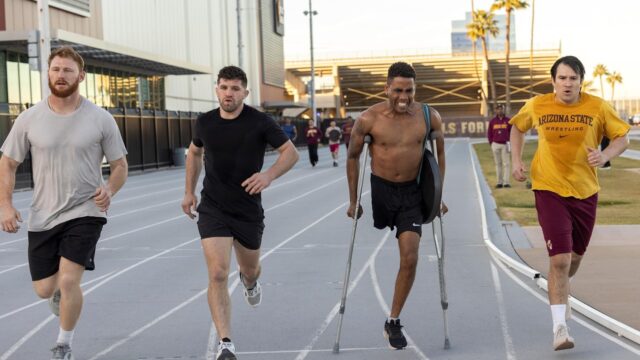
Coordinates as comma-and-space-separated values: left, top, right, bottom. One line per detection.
346, 62, 447, 350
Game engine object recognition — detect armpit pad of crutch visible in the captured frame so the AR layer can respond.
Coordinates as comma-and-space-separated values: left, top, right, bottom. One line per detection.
418, 104, 451, 350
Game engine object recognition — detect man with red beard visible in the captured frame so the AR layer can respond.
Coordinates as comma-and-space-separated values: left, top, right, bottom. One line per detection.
0, 46, 128, 359
347, 62, 447, 350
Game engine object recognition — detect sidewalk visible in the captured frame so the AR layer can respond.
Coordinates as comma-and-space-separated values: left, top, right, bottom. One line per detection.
515, 225, 640, 331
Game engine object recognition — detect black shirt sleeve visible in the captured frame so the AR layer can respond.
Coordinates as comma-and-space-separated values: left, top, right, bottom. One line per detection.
263, 114, 289, 149
192, 114, 204, 147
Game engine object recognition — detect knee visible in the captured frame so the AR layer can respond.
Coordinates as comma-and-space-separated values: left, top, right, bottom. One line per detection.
57, 273, 80, 292
208, 267, 229, 285
399, 252, 419, 272
33, 283, 56, 299
240, 264, 260, 280
550, 254, 571, 272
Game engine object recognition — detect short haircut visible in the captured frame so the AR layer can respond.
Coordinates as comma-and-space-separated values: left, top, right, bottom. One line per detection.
387, 62, 416, 83
217, 66, 248, 87
550, 56, 585, 81
496, 104, 504, 109
48, 46, 84, 71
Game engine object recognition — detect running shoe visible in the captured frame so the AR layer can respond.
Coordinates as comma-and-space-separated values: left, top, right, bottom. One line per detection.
383, 319, 407, 349
239, 272, 262, 307
50, 343, 74, 360
216, 340, 237, 360
49, 289, 61, 317
553, 324, 575, 351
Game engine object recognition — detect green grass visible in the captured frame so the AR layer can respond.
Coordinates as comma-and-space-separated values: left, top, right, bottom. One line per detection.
473, 142, 640, 225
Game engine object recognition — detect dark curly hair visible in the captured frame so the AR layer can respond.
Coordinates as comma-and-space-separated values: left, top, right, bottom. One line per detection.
217, 66, 248, 87
387, 62, 416, 83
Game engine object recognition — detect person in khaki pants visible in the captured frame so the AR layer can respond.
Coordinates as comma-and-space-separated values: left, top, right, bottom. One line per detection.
488, 104, 512, 188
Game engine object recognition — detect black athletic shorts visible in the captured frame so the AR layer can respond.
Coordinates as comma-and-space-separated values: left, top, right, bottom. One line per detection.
197, 200, 265, 250
370, 174, 423, 238
28, 216, 107, 281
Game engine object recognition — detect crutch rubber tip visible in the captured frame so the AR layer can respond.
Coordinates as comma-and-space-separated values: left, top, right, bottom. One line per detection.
441, 301, 448, 310
332, 343, 340, 354
444, 338, 451, 350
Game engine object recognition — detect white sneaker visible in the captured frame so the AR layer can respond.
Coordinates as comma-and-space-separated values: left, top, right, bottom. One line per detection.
216, 340, 237, 360
553, 324, 575, 351
49, 289, 61, 317
239, 273, 262, 307
50, 343, 74, 360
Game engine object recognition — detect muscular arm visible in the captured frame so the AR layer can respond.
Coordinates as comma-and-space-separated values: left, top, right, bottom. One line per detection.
346, 115, 373, 218
0, 155, 22, 232
264, 140, 299, 181
588, 133, 629, 167
107, 157, 128, 196
430, 108, 446, 186
185, 143, 204, 196
181, 143, 204, 218
242, 140, 299, 195
510, 125, 527, 181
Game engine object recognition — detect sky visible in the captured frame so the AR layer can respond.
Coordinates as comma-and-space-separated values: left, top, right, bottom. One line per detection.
283, 0, 640, 99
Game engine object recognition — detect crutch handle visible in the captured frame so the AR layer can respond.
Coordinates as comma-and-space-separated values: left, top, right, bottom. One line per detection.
364, 134, 372, 144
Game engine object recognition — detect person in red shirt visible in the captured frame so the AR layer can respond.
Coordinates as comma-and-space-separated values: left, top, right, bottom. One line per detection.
305, 119, 322, 167
487, 104, 512, 188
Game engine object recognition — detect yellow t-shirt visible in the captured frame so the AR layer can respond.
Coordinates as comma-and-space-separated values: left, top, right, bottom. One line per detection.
509, 93, 630, 199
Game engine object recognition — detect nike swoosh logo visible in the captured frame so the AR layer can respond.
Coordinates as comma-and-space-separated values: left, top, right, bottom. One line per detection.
412, 223, 421, 227
559, 134, 568, 138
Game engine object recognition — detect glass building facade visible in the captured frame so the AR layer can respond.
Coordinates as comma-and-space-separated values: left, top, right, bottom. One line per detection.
2, 50, 166, 114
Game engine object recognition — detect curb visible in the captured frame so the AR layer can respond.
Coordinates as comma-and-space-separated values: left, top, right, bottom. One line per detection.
468, 142, 640, 345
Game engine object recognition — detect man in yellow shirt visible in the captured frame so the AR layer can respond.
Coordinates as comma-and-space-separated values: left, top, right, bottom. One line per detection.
510, 55, 630, 351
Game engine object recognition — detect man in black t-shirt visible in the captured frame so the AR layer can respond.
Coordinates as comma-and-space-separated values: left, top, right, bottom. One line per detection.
181, 66, 299, 360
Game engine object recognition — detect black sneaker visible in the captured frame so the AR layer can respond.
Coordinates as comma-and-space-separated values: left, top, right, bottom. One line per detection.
503, 184, 511, 188
383, 319, 407, 349
495, 184, 503, 189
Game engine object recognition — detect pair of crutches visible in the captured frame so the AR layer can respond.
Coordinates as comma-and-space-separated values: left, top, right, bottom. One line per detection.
333, 133, 450, 353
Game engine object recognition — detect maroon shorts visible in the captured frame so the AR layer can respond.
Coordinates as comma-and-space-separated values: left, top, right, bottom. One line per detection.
534, 190, 598, 256
329, 143, 340, 153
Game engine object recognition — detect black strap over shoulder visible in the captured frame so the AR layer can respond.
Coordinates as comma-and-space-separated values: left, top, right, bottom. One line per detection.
417, 103, 442, 224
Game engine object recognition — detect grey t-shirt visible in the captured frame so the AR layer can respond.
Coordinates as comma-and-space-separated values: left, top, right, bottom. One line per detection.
0, 98, 127, 231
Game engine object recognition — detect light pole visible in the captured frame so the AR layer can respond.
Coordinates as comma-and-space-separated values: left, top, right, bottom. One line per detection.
304, 0, 318, 127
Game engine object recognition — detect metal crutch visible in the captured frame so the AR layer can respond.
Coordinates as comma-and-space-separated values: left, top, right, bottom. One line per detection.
429, 132, 451, 350
333, 134, 372, 354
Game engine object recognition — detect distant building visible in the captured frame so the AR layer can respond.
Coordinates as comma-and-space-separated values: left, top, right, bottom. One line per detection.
0, 0, 288, 113
451, 12, 515, 55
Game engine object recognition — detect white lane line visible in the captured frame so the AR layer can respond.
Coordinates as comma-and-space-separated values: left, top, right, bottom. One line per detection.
491, 255, 640, 356
490, 262, 517, 360
0, 271, 116, 320
237, 346, 416, 354
0, 263, 26, 275
0, 237, 200, 360
293, 227, 388, 360
89, 190, 358, 360
0, 236, 27, 248
369, 246, 429, 360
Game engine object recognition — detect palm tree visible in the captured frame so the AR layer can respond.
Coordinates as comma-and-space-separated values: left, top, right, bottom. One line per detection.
606, 71, 623, 102
581, 79, 597, 94
529, 0, 535, 97
467, 10, 500, 110
470, 0, 487, 114
491, 0, 529, 114
593, 64, 609, 99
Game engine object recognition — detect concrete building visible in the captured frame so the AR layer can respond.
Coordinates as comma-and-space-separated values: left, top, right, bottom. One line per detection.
0, 0, 288, 114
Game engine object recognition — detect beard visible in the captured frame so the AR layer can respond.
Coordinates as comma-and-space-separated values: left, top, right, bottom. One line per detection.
48, 77, 80, 98
220, 99, 241, 113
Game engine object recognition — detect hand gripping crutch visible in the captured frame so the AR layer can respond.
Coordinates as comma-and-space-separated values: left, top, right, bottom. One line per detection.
333, 134, 372, 354
428, 132, 451, 350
